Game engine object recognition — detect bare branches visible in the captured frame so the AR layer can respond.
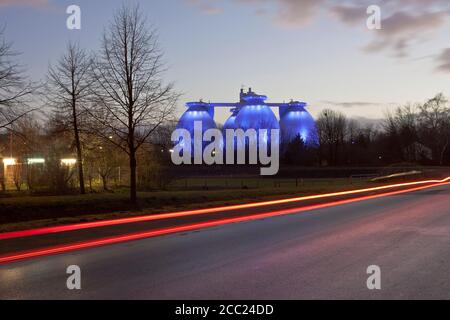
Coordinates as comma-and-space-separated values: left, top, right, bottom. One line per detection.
381, 94, 450, 164
89, 4, 179, 202
0, 28, 35, 129
46, 42, 93, 114
46, 42, 93, 194
0, 106, 37, 130
316, 109, 348, 165
90, 4, 178, 145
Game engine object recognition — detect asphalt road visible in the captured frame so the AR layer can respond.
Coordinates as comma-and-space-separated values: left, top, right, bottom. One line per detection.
2, 184, 450, 299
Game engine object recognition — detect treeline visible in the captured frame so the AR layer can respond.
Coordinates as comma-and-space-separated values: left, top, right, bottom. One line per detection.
283, 93, 450, 167
0, 120, 174, 193
0, 4, 178, 202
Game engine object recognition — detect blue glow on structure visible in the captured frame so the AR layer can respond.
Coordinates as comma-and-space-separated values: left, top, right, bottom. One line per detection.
223, 108, 239, 131
234, 105, 280, 132
176, 88, 319, 155
176, 102, 217, 133
234, 89, 278, 133
176, 102, 217, 150
279, 102, 319, 147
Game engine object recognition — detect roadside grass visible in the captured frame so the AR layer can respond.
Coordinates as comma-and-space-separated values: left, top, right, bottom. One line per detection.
0, 178, 373, 232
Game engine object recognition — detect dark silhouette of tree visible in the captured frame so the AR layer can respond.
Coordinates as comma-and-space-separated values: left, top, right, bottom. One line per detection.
0, 27, 34, 130
47, 42, 92, 194
418, 93, 450, 165
316, 109, 347, 166
344, 120, 379, 166
89, 4, 178, 203
282, 135, 317, 166
383, 104, 419, 162
382, 97, 450, 165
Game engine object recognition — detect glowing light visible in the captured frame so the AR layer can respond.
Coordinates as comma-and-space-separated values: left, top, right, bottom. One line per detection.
27, 158, 45, 164
61, 158, 76, 166
176, 103, 218, 154
3, 158, 16, 166
280, 104, 318, 146
1, 180, 449, 264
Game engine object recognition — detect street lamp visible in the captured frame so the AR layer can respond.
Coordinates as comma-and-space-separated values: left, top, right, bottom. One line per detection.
61, 158, 77, 166
3, 158, 17, 166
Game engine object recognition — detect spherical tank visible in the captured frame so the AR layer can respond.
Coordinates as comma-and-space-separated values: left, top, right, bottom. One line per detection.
279, 103, 318, 146
234, 105, 280, 131
223, 108, 239, 131
176, 102, 218, 150
234, 90, 279, 132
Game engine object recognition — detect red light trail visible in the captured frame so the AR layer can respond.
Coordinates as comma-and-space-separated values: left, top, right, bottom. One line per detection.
0, 180, 449, 264
1, 176, 449, 241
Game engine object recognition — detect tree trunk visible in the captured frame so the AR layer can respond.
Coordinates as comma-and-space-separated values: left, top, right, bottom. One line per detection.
0, 164, 5, 192
129, 150, 137, 204
440, 140, 449, 166
75, 132, 85, 194
72, 89, 85, 194
101, 175, 108, 191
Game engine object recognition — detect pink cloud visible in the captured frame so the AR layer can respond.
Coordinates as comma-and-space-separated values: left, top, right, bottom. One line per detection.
436, 48, 450, 73
185, 0, 450, 61
185, 0, 223, 15
0, 0, 51, 8
362, 9, 450, 58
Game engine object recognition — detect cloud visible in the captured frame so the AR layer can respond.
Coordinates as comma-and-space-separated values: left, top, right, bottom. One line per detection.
363, 9, 450, 58
256, 0, 326, 27
185, 0, 450, 61
230, 0, 327, 26
330, 4, 367, 26
435, 48, 450, 73
328, 1, 450, 58
186, 0, 326, 24
0, 0, 50, 8
185, 0, 223, 15
200, 5, 223, 15
351, 116, 383, 128
320, 100, 385, 109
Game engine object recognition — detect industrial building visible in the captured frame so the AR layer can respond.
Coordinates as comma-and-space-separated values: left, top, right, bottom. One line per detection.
176, 88, 319, 151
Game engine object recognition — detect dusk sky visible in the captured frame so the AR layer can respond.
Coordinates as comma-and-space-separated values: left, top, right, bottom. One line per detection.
1, 0, 450, 123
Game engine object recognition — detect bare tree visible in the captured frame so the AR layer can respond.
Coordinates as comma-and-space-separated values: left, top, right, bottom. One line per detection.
47, 42, 92, 194
383, 104, 420, 162
418, 93, 450, 165
0, 27, 34, 130
89, 4, 178, 203
316, 109, 347, 165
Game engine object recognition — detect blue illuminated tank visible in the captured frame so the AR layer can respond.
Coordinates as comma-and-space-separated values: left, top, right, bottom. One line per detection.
234, 89, 280, 135
222, 107, 239, 149
223, 108, 239, 131
279, 102, 319, 146
176, 88, 319, 153
176, 102, 217, 150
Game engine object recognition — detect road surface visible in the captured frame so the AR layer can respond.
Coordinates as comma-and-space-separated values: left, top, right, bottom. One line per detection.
2, 184, 450, 299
